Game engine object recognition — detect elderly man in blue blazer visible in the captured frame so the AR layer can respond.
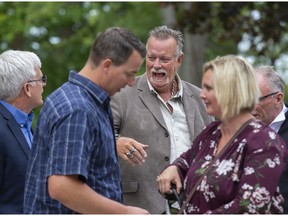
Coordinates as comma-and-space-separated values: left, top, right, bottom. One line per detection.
252, 65, 288, 213
111, 26, 213, 213
0, 50, 46, 213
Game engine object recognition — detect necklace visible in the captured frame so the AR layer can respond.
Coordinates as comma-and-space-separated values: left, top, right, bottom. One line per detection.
171, 77, 177, 97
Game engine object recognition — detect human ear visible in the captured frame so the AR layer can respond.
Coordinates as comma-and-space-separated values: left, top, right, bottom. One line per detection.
23, 83, 32, 98
102, 59, 113, 74
177, 53, 184, 66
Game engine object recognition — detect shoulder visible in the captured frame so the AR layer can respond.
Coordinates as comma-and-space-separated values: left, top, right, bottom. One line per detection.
246, 119, 286, 153
247, 119, 277, 138
194, 121, 220, 140
181, 80, 202, 94
182, 80, 201, 90
0, 104, 10, 120
203, 121, 221, 133
181, 80, 203, 104
42, 83, 99, 121
112, 74, 147, 100
48, 82, 94, 107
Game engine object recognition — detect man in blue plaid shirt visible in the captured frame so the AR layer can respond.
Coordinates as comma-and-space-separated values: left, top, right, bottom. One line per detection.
23, 27, 148, 214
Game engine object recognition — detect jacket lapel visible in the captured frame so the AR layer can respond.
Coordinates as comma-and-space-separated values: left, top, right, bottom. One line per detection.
278, 110, 288, 148
0, 104, 30, 158
182, 84, 197, 140
137, 75, 168, 131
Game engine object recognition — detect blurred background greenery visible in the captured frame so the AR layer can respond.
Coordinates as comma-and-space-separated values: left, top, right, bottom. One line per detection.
1, 2, 288, 123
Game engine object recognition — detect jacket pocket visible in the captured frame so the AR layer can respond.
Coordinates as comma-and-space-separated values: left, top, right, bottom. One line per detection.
122, 181, 139, 193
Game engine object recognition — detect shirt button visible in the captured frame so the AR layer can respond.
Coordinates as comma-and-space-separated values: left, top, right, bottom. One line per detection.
164, 156, 169, 161
164, 131, 169, 137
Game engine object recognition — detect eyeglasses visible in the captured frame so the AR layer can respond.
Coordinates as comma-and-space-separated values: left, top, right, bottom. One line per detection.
258, 91, 278, 101
27, 75, 47, 84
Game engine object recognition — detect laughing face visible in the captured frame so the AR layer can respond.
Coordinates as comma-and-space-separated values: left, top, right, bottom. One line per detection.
145, 37, 183, 94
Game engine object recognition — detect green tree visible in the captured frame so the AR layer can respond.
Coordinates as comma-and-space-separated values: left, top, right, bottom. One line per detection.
160, 2, 288, 88
1, 1, 288, 116
0, 2, 162, 121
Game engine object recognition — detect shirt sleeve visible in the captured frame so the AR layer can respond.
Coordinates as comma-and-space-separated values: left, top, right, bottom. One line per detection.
46, 109, 96, 182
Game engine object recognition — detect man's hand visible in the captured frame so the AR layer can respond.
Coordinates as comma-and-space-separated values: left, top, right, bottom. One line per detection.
116, 137, 148, 166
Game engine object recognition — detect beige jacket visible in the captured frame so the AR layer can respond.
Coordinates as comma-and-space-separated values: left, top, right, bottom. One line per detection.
111, 73, 213, 213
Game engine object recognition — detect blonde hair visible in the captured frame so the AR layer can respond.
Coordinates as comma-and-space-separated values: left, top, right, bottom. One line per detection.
203, 55, 259, 119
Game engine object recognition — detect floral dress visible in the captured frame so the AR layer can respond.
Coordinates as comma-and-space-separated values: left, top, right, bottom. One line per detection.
173, 119, 286, 214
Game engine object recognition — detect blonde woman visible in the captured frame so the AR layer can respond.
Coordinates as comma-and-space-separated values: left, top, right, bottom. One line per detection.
157, 55, 287, 214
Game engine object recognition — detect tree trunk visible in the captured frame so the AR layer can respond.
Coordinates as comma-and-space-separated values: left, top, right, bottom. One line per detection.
160, 3, 207, 87
179, 32, 208, 87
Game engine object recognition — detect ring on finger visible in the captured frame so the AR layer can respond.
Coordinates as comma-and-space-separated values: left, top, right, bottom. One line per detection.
126, 152, 133, 158
130, 146, 137, 153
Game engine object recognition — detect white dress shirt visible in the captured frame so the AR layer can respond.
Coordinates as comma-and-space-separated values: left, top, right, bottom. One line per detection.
270, 104, 288, 132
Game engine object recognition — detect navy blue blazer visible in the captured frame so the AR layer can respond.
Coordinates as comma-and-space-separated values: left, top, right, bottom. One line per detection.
278, 110, 288, 213
0, 103, 30, 213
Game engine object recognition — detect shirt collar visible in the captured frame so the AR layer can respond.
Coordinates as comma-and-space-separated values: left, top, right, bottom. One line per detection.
270, 103, 288, 132
68, 70, 110, 106
0, 99, 34, 127
271, 104, 288, 124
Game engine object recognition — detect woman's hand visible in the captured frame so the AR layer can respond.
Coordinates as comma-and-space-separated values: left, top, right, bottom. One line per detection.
156, 165, 182, 195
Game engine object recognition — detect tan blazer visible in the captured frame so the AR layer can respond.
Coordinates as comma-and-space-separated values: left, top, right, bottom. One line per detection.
111, 73, 213, 213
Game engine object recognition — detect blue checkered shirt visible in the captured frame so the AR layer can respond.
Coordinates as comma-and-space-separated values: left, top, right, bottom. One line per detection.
24, 71, 122, 213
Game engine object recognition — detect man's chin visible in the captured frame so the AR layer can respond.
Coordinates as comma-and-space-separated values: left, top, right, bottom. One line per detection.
151, 79, 168, 88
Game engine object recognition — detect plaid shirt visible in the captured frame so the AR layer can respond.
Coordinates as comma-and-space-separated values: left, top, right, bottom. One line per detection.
24, 71, 122, 213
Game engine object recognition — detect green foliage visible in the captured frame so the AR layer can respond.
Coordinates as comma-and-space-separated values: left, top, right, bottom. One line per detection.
0, 2, 162, 124
285, 86, 288, 104
2, 2, 288, 121
0, 2, 161, 93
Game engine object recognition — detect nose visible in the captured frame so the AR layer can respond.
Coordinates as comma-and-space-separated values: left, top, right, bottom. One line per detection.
153, 58, 162, 69
200, 89, 205, 100
251, 111, 257, 117
251, 104, 259, 114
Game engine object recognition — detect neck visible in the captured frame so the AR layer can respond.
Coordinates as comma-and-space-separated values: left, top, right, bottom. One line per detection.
8, 96, 33, 114
156, 76, 178, 103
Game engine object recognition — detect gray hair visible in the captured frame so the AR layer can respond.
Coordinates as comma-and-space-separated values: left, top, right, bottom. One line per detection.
0, 50, 41, 101
255, 65, 285, 95
148, 25, 184, 57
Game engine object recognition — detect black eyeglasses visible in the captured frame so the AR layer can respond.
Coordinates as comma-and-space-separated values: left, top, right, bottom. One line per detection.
259, 92, 278, 101
27, 75, 47, 84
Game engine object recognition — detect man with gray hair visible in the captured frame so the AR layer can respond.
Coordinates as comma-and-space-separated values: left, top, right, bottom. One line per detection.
111, 25, 213, 213
0, 50, 46, 213
252, 65, 288, 213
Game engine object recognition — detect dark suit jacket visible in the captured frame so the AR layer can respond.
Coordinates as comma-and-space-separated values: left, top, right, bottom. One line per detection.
0, 103, 30, 213
278, 110, 288, 213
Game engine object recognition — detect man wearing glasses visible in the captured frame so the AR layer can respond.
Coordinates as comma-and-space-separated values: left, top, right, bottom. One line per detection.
252, 65, 288, 213
0, 50, 46, 213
